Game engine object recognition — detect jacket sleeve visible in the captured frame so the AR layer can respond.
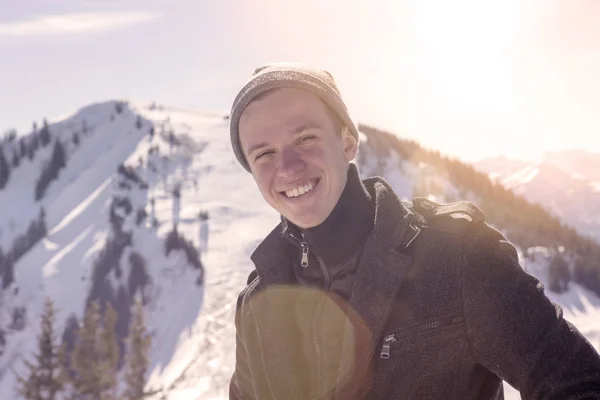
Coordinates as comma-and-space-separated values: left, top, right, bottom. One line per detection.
461, 221, 600, 399
229, 289, 257, 400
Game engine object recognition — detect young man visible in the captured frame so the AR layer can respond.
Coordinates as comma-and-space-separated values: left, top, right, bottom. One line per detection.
228, 62, 600, 399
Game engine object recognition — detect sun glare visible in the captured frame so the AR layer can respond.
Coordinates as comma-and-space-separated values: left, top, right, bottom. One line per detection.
407, 0, 529, 159
232, 0, 593, 160
411, 1, 521, 108
362, 0, 538, 161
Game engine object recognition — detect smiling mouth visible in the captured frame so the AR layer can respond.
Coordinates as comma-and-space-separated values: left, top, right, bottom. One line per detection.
281, 178, 320, 199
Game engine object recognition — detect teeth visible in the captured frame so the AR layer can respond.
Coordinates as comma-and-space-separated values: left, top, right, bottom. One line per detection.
285, 180, 315, 198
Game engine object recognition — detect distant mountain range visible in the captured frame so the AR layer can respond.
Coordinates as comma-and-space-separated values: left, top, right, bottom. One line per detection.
475, 150, 600, 241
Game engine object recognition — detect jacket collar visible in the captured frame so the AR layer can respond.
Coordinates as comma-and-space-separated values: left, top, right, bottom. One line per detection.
249, 223, 294, 287
280, 163, 375, 267
250, 171, 421, 319
249, 172, 421, 282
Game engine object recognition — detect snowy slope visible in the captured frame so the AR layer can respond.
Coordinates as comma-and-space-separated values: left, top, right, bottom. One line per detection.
475, 151, 600, 241
0, 100, 280, 399
0, 101, 598, 399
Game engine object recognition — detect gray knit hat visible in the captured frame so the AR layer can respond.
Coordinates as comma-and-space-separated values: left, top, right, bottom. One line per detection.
229, 62, 359, 172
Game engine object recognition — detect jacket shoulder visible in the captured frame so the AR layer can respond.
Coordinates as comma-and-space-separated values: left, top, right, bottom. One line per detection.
235, 270, 260, 311
246, 269, 259, 285
233, 272, 263, 333
411, 197, 486, 227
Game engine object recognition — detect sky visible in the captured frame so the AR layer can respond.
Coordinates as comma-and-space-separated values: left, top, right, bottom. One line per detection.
0, 0, 599, 162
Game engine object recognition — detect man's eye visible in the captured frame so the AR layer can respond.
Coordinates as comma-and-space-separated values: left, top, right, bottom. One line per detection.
255, 150, 274, 160
298, 135, 315, 144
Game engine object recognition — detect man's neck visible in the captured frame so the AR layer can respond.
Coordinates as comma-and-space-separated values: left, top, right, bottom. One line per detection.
284, 163, 374, 266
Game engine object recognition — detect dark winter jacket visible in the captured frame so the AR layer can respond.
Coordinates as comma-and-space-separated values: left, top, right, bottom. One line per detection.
229, 168, 600, 400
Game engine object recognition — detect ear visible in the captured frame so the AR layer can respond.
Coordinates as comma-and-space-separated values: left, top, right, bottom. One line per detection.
341, 126, 358, 161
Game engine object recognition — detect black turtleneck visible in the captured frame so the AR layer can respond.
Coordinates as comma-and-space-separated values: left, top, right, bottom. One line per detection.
283, 163, 375, 297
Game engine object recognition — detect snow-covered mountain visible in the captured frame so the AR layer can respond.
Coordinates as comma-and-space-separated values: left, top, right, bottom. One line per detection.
475, 151, 600, 241
0, 101, 276, 399
0, 101, 598, 399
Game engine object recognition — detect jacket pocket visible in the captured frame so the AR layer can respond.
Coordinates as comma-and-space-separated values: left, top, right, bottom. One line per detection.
379, 314, 464, 360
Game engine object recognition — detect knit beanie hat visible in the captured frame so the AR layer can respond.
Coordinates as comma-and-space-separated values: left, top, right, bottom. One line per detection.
229, 62, 360, 172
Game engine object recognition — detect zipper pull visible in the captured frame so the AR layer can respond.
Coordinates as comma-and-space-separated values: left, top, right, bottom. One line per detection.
300, 242, 309, 267
300, 233, 309, 268
380, 334, 396, 359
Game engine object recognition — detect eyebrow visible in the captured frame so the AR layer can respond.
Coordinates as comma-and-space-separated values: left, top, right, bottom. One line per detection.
246, 122, 321, 156
290, 121, 320, 134
247, 142, 269, 156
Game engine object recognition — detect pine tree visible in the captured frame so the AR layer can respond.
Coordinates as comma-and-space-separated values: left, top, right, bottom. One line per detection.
28, 143, 35, 161
122, 298, 151, 400
20, 138, 27, 158
549, 253, 571, 293
98, 303, 119, 400
3, 128, 17, 143
2, 255, 14, 289
40, 119, 51, 147
15, 362, 40, 400
14, 297, 64, 400
57, 343, 72, 398
52, 139, 66, 170
69, 301, 120, 400
61, 314, 80, 357
32, 133, 39, 151
35, 140, 67, 201
115, 285, 132, 349
12, 148, 20, 167
0, 146, 10, 190
70, 301, 103, 399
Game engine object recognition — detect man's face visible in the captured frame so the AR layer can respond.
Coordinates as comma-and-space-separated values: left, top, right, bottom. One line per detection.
239, 88, 358, 229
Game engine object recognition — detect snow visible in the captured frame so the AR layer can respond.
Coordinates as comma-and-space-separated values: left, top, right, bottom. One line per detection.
502, 164, 540, 187
0, 100, 261, 399
0, 100, 599, 399
475, 155, 600, 241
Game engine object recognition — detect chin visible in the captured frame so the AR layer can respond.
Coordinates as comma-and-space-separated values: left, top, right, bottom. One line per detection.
286, 213, 327, 229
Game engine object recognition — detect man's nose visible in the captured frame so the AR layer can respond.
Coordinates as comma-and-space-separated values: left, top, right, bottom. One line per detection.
277, 147, 306, 178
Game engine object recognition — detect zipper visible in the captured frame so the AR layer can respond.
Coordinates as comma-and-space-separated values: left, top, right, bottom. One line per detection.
300, 236, 309, 268
313, 296, 324, 399
316, 254, 330, 289
380, 334, 396, 360
379, 315, 464, 359
297, 233, 331, 288
288, 230, 330, 398
288, 231, 310, 268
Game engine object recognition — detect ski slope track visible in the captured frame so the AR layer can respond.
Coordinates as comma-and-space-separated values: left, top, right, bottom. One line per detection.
0, 101, 598, 399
